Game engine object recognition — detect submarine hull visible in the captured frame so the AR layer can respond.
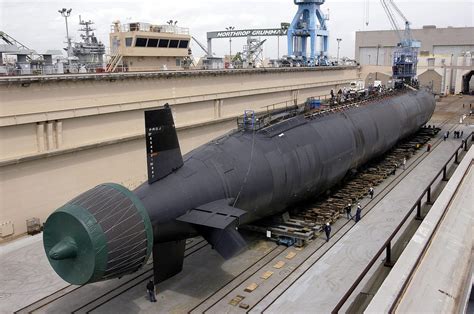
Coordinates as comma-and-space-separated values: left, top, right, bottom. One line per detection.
43, 90, 435, 285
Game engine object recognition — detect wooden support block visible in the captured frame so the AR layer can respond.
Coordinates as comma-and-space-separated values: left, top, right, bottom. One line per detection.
260, 271, 274, 280
239, 303, 250, 309
245, 283, 259, 293
286, 252, 297, 260
273, 261, 286, 269
229, 295, 245, 306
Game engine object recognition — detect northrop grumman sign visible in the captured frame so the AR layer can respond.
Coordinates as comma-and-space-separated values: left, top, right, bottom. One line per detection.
207, 28, 288, 39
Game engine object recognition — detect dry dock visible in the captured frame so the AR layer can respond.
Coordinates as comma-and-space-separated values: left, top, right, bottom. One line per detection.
1, 95, 473, 313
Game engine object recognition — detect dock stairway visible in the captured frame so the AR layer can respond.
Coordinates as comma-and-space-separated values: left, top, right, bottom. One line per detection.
106, 49, 123, 73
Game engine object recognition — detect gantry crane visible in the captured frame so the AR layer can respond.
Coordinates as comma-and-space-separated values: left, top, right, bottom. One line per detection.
367, 0, 421, 83
287, 0, 329, 66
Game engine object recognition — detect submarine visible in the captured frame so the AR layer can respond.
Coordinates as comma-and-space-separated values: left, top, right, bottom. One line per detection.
43, 89, 435, 285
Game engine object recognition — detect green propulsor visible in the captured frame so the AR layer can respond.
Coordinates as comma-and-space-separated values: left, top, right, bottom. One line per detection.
43, 183, 153, 285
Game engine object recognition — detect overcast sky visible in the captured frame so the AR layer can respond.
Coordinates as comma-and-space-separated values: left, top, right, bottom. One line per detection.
0, 0, 472, 59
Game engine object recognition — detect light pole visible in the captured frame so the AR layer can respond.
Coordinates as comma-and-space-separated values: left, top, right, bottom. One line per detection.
449, 53, 454, 94
375, 44, 381, 80
226, 26, 235, 60
336, 38, 342, 63
376, 44, 381, 65
58, 8, 73, 64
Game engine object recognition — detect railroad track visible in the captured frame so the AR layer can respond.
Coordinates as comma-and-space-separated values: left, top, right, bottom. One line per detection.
17, 115, 463, 314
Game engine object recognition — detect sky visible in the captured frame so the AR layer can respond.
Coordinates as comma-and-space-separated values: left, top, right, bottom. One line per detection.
0, 0, 473, 59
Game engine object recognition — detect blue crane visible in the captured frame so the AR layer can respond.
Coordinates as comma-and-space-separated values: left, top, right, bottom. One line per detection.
378, 0, 421, 82
287, 0, 329, 66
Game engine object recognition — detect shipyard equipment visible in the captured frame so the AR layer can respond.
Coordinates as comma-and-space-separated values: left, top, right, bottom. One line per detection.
242, 37, 267, 68
381, 0, 420, 82
0, 31, 58, 75
287, 0, 329, 66
43, 90, 435, 285
367, 0, 421, 82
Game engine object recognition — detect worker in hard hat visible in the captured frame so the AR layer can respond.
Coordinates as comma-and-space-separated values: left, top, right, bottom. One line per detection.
355, 204, 363, 223
345, 202, 353, 220
324, 222, 331, 242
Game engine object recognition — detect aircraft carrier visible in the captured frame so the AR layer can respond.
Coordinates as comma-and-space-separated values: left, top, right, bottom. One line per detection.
1, 0, 474, 313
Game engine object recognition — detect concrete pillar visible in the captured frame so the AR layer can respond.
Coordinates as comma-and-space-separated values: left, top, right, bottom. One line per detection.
46, 121, 55, 150
36, 122, 46, 152
292, 90, 299, 106
214, 100, 219, 119
214, 99, 223, 119
207, 38, 213, 58
55, 121, 63, 148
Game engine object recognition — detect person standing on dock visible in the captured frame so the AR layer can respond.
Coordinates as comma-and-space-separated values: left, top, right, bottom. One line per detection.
368, 187, 374, 199
355, 204, 362, 223
402, 157, 407, 170
427, 144, 432, 152
345, 202, 353, 219
324, 223, 331, 242
147, 280, 157, 303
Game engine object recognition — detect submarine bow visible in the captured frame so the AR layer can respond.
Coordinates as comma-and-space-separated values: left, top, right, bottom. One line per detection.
43, 90, 435, 285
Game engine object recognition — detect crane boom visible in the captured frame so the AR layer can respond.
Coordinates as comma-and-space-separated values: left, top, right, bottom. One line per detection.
380, 0, 402, 41
388, 0, 409, 24
0, 31, 35, 52
365, 0, 420, 83
191, 36, 209, 56
249, 39, 267, 54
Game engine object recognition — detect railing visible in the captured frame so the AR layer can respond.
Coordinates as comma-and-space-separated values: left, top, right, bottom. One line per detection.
332, 132, 474, 313
113, 22, 190, 35
236, 103, 300, 131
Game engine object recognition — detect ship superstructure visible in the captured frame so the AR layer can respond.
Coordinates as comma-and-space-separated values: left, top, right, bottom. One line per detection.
107, 21, 191, 72
71, 16, 106, 71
